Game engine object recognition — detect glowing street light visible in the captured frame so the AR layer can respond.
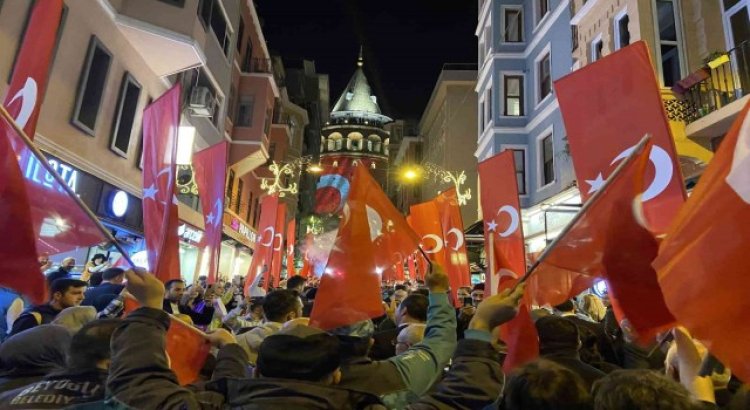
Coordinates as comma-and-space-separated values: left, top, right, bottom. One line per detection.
307, 163, 324, 173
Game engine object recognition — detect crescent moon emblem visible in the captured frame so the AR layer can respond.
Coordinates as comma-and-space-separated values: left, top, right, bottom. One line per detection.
273, 233, 283, 251
445, 228, 464, 251
259, 227, 275, 247
9, 77, 37, 129
316, 175, 350, 212
611, 145, 673, 202
496, 205, 520, 238
421, 234, 444, 254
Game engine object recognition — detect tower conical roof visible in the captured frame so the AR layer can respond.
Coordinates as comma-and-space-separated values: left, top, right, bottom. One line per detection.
330, 50, 392, 124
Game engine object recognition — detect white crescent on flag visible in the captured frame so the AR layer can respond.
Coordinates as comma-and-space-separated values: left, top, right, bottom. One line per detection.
9, 77, 37, 129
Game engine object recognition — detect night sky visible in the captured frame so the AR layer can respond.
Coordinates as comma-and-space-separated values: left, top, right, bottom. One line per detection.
256, 0, 478, 120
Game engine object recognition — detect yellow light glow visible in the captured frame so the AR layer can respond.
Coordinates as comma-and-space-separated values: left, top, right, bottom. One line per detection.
404, 169, 418, 180
308, 164, 324, 173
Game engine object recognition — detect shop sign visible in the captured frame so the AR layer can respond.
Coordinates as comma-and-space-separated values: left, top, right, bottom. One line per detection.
23, 155, 78, 194
230, 217, 257, 243
178, 223, 204, 244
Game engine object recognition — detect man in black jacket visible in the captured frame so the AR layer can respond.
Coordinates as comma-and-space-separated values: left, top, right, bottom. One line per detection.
10, 279, 87, 336
82, 268, 125, 312
0, 319, 120, 408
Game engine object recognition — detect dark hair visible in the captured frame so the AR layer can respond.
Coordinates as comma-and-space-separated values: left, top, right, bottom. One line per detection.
88, 272, 104, 287
535, 315, 580, 354
263, 290, 301, 322
394, 284, 408, 292
592, 369, 694, 410
473, 283, 485, 291
51, 278, 87, 296
257, 333, 340, 382
67, 319, 120, 369
554, 300, 576, 313
286, 275, 306, 291
399, 294, 428, 322
411, 288, 429, 298
337, 335, 371, 360
102, 267, 125, 281
505, 359, 592, 410
91, 253, 106, 263
165, 279, 185, 290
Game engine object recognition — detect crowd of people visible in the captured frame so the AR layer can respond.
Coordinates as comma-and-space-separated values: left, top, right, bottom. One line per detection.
0, 257, 747, 409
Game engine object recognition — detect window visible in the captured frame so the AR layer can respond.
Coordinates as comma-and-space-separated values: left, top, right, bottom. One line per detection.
484, 27, 491, 55
503, 7, 523, 43
511, 149, 527, 195
485, 88, 492, 124
73, 37, 112, 135
479, 101, 485, 131
235, 178, 244, 214
228, 84, 237, 124
226, 169, 235, 205
615, 13, 631, 49
540, 134, 555, 186
252, 197, 260, 226
197, 0, 232, 58
137, 98, 152, 170
538, 52, 552, 102
110, 74, 142, 157
478, 40, 485, 66
264, 108, 273, 135
654, 0, 684, 86
246, 191, 253, 222
591, 36, 603, 61
536, 0, 550, 25
236, 19, 244, 53
503, 75, 524, 116
241, 39, 254, 72
571, 25, 579, 51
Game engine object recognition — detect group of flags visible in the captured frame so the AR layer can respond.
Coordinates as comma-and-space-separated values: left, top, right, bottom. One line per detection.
2, 1, 750, 386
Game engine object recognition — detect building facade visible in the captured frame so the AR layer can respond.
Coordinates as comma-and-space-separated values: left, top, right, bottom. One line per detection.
419, 64, 480, 225
476, 0, 579, 253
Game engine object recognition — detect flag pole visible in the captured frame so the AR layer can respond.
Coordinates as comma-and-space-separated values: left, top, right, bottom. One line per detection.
0, 105, 135, 267
488, 232, 496, 295
516, 134, 652, 286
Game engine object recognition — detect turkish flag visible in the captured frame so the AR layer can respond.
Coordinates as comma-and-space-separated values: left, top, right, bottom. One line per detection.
478, 150, 525, 295
142, 85, 182, 282
435, 188, 471, 293
530, 138, 675, 338
409, 199, 447, 273
654, 101, 750, 382
310, 165, 420, 330
193, 142, 228, 285
555, 41, 685, 234
314, 158, 355, 214
286, 218, 297, 277
244, 194, 280, 295
123, 297, 210, 385
478, 150, 538, 370
270, 203, 287, 288
3, 0, 63, 140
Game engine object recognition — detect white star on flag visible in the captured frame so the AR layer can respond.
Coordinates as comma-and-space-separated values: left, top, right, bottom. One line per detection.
206, 212, 215, 226
143, 184, 158, 200
586, 173, 606, 194
487, 220, 498, 232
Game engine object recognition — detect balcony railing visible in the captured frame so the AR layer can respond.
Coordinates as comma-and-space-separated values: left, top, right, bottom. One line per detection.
678, 41, 750, 123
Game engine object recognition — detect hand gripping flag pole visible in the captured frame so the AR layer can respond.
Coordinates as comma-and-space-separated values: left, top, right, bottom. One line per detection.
0, 104, 135, 267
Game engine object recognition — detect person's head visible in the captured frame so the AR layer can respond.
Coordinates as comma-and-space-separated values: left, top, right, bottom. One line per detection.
90, 254, 106, 266
535, 315, 580, 356
393, 289, 408, 305
394, 284, 408, 292
67, 319, 120, 370
457, 286, 472, 299
395, 323, 426, 355
49, 278, 87, 309
102, 268, 125, 284
38, 253, 50, 267
471, 283, 485, 305
505, 359, 592, 410
164, 280, 186, 303
61, 257, 76, 271
331, 320, 375, 360
249, 298, 264, 318
592, 369, 694, 410
52, 306, 97, 334
286, 275, 306, 294
554, 299, 576, 314
581, 294, 606, 322
198, 275, 207, 286
395, 294, 428, 326
263, 289, 303, 323
88, 271, 104, 287
257, 324, 341, 384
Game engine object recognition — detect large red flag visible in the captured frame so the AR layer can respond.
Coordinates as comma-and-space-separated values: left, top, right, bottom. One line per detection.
192, 142, 228, 285
478, 150, 538, 370
314, 158, 355, 214
270, 203, 287, 288
310, 165, 420, 330
142, 85, 181, 282
555, 41, 685, 234
529, 138, 675, 338
478, 150, 525, 295
286, 218, 296, 277
435, 188, 471, 293
654, 101, 750, 382
409, 200, 448, 274
3, 0, 63, 140
244, 194, 280, 295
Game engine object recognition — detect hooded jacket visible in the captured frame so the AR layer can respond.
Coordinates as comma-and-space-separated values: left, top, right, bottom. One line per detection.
0, 368, 107, 408
0, 325, 70, 393
236, 322, 283, 364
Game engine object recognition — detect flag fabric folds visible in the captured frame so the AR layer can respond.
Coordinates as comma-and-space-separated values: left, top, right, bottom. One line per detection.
310, 165, 420, 330
529, 138, 675, 339
654, 101, 750, 382
192, 142, 228, 285
555, 41, 685, 234
286, 218, 297, 277
142, 85, 182, 282
270, 203, 287, 288
314, 158, 356, 214
244, 194, 280, 295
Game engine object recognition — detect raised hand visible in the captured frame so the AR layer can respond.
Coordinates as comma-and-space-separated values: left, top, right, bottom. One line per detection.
469, 283, 525, 331
124, 268, 165, 309
425, 263, 450, 294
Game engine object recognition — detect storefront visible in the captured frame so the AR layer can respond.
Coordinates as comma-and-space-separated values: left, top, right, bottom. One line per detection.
177, 222, 204, 284
221, 212, 257, 281
522, 188, 581, 254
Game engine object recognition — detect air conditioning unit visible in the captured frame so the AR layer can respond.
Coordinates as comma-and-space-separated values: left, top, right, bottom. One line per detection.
189, 86, 214, 117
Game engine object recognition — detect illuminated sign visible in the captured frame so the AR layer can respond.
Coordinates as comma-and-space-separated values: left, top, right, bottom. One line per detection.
178, 223, 204, 244
110, 190, 129, 217
230, 217, 257, 243
23, 155, 78, 194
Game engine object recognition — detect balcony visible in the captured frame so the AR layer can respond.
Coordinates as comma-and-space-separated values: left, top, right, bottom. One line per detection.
678, 41, 750, 138
321, 131, 390, 157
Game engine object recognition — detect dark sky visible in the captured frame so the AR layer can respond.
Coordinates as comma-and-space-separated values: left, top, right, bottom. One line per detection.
256, 0, 478, 120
